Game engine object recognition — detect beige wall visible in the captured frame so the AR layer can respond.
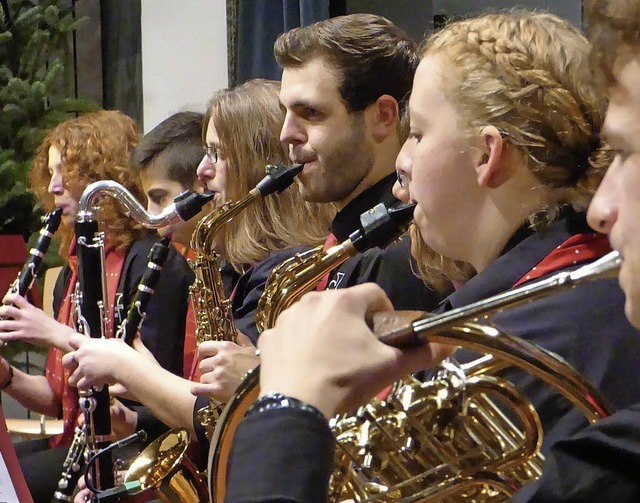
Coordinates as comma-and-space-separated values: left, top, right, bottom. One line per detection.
141, 0, 229, 133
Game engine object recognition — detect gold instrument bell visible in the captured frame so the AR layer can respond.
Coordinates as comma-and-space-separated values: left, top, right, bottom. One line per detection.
208, 251, 620, 502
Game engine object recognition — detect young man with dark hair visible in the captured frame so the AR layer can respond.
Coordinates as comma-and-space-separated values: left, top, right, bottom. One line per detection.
512, 2, 640, 500
275, 13, 444, 306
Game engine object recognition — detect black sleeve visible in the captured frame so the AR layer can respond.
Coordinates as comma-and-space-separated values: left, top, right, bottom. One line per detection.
512, 404, 640, 502
130, 404, 170, 441
193, 394, 209, 445
226, 408, 335, 503
120, 237, 194, 376
329, 237, 445, 312
232, 246, 311, 345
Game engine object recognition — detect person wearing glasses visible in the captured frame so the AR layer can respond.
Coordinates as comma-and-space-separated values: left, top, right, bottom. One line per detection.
62, 79, 335, 457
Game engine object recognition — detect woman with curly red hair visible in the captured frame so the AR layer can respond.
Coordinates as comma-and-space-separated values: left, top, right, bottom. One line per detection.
0, 110, 193, 501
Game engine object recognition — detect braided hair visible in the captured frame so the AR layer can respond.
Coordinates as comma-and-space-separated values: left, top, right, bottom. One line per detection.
410, 11, 613, 287
422, 11, 611, 223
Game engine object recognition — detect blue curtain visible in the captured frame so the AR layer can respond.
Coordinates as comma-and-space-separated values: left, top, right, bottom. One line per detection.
231, 0, 330, 85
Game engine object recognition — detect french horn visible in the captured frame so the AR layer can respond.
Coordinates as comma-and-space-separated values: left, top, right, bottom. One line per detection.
208, 251, 620, 502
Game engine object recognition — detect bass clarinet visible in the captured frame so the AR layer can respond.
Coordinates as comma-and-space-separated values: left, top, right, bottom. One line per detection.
52, 183, 210, 502
51, 237, 173, 502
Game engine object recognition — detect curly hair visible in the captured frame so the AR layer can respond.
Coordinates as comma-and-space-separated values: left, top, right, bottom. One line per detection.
29, 110, 146, 254
586, 0, 640, 88
203, 79, 335, 271
410, 11, 613, 286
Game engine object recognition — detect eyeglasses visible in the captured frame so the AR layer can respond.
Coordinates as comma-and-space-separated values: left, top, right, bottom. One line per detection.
203, 144, 220, 164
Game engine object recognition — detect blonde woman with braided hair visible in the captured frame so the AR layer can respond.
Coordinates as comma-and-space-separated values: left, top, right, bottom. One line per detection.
218, 10, 640, 503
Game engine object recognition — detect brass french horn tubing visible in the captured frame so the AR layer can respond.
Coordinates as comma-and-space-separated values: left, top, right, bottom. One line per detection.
372, 250, 621, 421
208, 250, 620, 502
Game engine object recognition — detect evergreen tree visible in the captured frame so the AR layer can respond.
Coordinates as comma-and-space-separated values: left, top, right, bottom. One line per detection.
0, 0, 98, 362
0, 0, 97, 238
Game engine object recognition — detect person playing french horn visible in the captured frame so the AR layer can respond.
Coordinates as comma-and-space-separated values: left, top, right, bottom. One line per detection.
222, 10, 640, 503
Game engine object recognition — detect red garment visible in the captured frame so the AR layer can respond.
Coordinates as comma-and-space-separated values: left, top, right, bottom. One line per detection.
45, 241, 125, 448
513, 232, 611, 287
315, 233, 339, 292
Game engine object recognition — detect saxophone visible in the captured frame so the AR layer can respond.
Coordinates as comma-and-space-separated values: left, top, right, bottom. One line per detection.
208, 201, 418, 501
191, 163, 304, 433
256, 202, 416, 332
209, 251, 620, 502
110, 164, 304, 501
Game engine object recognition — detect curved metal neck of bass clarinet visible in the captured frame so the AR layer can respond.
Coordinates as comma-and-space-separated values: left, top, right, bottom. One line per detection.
78, 180, 213, 228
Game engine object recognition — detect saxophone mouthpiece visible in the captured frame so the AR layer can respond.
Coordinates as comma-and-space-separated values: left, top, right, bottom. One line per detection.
255, 163, 304, 196
173, 191, 215, 222
388, 202, 417, 226
349, 202, 416, 253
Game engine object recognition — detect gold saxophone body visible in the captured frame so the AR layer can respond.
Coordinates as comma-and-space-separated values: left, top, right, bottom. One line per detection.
208, 229, 619, 502
208, 202, 417, 500
190, 194, 256, 432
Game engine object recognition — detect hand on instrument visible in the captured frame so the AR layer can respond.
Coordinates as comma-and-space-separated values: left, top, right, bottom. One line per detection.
0, 293, 74, 349
258, 283, 453, 419
63, 334, 133, 389
190, 331, 259, 402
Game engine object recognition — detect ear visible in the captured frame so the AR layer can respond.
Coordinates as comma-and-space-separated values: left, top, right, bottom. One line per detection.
475, 126, 510, 189
369, 95, 399, 142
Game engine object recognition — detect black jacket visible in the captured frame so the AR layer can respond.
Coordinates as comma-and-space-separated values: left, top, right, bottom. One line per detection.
225, 212, 640, 502
325, 173, 443, 312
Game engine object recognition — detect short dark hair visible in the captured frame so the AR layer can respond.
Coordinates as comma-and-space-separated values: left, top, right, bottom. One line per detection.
274, 13, 418, 113
130, 111, 204, 188
586, 0, 640, 88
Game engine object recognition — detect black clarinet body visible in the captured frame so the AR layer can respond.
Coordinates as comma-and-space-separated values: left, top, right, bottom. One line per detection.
50, 181, 212, 502
118, 236, 172, 346
2, 207, 62, 318
74, 218, 115, 494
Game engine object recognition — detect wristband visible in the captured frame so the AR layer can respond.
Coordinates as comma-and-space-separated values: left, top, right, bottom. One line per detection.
246, 392, 326, 422
0, 365, 14, 390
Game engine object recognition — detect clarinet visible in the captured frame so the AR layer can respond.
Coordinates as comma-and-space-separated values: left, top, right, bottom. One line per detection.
1, 207, 63, 320
115, 236, 172, 345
